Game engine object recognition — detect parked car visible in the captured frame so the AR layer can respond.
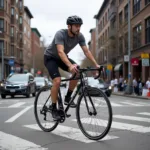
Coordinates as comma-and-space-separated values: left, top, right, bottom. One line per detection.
60, 77, 67, 88
78, 77, 112, 97
34, 77, 48, 91
45, 78, 52, 88
0, 73, 36, 98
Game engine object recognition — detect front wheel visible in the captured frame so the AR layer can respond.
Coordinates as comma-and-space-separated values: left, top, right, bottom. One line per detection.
34, 86, 59, 132
76, 87, 112, 140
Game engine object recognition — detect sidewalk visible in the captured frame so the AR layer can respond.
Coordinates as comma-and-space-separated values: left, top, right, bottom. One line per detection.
112, 91, 150, 100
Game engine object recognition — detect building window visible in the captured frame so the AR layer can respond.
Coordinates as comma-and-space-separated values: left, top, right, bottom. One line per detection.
119, 0, 123, 4
20, 33, 22, 41
119, 37, 123, 55
119, 11, 123, 26
19, 0, 22, 9
145, 0, 150, 5
145, 17, 150, 44
11, 7, 14, 15
20, 50, 23, 59
24, 26, 26, 33
0, 0, 4, 8
124, 4, 128, 22
16, 13, 18, 20
133, 24, 142, 49
133, 0, 141, 16
124, 33, 128, 54
11, 27, 14, 36
11, 45, 14, 56
0, 19, 4, 32
19, 16, 22, 24
0, 40, 4, 55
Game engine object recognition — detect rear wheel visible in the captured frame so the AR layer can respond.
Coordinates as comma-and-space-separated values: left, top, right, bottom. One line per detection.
34, 86, 59, 132
76, 87, 112, 140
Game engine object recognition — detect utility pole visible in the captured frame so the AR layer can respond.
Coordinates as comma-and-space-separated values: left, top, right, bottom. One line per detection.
128, 0, 131, 82
1, 46, 4, 80
125, 0, 132, 94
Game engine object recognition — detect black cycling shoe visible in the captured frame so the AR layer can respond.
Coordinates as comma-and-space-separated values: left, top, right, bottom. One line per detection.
51, 108, 61, 121
64, 96, 77, 108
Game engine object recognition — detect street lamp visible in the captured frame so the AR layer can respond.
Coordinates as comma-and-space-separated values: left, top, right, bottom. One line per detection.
0, 30, 4, 80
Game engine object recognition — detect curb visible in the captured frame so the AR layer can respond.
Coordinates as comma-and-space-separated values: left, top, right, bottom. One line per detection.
112, 92, 150, 100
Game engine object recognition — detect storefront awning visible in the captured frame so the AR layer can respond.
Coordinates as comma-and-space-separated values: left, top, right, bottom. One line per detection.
114, 64, 122, 71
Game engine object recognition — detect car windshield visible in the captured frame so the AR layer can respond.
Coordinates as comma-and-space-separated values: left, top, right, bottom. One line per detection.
7, 74, 28, 82
35, 77, 44, 82
88, 78, 99, 85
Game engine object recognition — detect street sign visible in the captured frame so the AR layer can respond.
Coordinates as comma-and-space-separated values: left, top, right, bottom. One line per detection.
8, 59, 14, 66
124, 55, 129, 62
107, 64, 113, 70
141, 53, 149, 59
142, 59, 149, 66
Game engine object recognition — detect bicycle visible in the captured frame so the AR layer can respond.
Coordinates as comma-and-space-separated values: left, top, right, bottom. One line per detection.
34, 66, 112, 140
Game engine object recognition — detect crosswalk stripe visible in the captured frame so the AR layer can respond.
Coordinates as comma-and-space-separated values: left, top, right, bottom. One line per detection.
72, 118, 150, 133
137, 112, 150, 116
0, 131, 47, 150
8, 102, 26, 108
24, 124, 119, 143
120, 102, 143, 106
111, 102, 122, 107
113, 115, 150, 122
5, 105, 33, 123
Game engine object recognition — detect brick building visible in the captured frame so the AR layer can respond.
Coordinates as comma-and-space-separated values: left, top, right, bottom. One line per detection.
88, 28, 96, 58
94, 0, 150, 82
31, 28, 41, 75
23, 6, 33, 72
0, 0, 24, 79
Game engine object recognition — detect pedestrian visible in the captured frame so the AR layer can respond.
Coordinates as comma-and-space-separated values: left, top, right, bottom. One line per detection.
133, 78, 138, 95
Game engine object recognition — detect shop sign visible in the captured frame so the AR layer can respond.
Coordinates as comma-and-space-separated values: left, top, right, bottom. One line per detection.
141, 53, 149, 59
131, 58, 139, 66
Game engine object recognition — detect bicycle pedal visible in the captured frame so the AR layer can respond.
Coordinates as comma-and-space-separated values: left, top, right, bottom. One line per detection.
66, 114, 71, 118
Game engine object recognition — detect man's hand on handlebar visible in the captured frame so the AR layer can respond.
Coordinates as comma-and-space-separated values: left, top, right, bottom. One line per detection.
69, 64, 79, 74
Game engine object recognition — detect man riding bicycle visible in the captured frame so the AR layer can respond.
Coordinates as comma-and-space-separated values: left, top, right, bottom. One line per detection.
44, 15, 100, 121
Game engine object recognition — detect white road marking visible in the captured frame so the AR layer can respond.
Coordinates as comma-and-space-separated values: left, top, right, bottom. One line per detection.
137, 112, 150, 116
114, 115, 150, 122
0, 131, 47, 150
24, 124, 118, 143
111, 102, 122, 107
5, 105, 33, 123
8, 102, 26, 108
120, 102, 143, 106
72, 118, 150, 133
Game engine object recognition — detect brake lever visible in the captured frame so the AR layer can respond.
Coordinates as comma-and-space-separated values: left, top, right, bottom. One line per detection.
94, 66, 103, 79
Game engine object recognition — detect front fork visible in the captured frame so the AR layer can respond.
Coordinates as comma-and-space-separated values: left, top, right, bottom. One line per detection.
82, 87, 97, 116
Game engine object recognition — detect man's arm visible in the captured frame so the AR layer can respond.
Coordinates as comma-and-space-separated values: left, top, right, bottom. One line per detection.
57, 44, 72, 68
57, 45, 78, 73
81, 45, 99, 67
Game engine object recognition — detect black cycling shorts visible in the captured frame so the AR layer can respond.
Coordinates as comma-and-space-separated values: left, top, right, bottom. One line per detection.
44, 55, 77, 79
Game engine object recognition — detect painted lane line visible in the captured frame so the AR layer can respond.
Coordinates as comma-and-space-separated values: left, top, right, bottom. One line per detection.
8, 102, 26, 108
120, 102, 143, 106
137, 112, 150, 116
111, 102, 122, 107
72, 118, 150, 133
5, 105, 33, 123
0, 131, 47, 150
24, 124, 118, 143
114, 115, 150, 123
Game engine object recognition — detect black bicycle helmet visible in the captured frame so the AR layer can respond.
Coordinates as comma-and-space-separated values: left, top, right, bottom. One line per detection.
66, 15, 83, 25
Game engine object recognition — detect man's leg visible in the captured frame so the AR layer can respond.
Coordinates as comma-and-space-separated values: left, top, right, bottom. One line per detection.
64, 74, 79, 108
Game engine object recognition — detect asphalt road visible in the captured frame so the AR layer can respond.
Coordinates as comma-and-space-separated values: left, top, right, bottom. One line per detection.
0, 88, 150, 150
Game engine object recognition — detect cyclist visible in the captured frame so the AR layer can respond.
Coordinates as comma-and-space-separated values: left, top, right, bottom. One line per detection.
44, 15, 100, 121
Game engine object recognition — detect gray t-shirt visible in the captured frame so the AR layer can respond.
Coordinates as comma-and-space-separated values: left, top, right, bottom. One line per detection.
44, 29, 86, 59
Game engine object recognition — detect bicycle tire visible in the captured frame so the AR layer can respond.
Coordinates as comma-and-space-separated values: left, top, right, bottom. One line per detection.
34, 86, 59, 132
76, 87, 112, 140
